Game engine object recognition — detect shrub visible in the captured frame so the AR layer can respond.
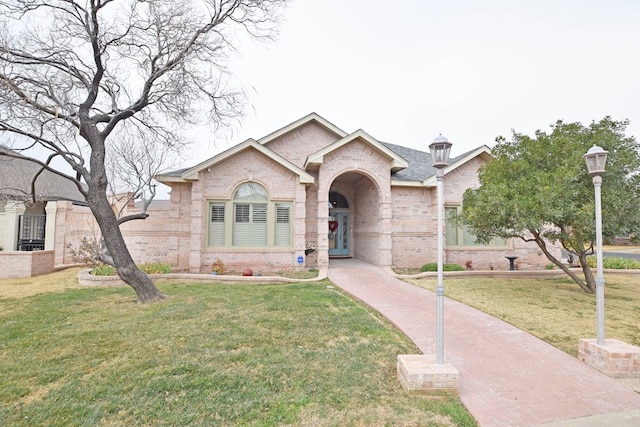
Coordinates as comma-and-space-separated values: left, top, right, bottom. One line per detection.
91, 264, 116, 276
66, 237, 100, 265
587, 256, 640, 269
211, 258, 226, 274
139, 262, 173, 274
91, 262, 172, 276
420, 262, 465, 272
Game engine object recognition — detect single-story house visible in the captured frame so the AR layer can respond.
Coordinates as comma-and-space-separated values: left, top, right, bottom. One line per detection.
152, 112, 549, 273
1, 113, 552, 278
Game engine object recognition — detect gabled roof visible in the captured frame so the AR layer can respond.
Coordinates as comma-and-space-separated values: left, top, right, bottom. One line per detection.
157, 113, 493, 189
258, 112, 347, 145
0, 146, 86, 203
305, 129, 409, 172
155, 139, 314, 185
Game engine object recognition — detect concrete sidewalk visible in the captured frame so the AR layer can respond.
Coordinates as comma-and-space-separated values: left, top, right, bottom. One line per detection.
327, 258, 640, 427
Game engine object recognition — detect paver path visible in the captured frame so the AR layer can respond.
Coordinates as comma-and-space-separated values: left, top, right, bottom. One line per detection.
327, 259, 640, 427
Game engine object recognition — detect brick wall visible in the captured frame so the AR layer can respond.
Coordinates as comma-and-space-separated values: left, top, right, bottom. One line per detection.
318, 137, 394, 267
388, 157, 547, 270
264, 121, 342, 169
0, 250, 55, 279
37, 124, 552, 274
178, 147, 310, 274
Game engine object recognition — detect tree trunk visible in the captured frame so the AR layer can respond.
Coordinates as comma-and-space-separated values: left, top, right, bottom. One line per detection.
530, 232, 595, 293
577, 252, 597, 293
87, 184, 167, 304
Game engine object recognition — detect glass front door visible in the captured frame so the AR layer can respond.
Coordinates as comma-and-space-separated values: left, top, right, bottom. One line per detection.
328, 212, 350, 257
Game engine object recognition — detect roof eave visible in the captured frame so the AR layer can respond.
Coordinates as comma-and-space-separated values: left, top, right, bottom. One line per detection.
304, 129, 409, 171
258, 112, 348, 145
170, 139, 315, 185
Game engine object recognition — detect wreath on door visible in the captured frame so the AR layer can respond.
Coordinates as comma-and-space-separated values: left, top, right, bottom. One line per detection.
328, 220, 339, 233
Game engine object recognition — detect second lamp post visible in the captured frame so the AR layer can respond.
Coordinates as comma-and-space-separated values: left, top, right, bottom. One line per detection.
584, 144, 608, 345
430, 134, 452, 365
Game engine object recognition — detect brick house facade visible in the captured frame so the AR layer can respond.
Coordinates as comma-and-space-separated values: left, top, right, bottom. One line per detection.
153, 113, 550, 274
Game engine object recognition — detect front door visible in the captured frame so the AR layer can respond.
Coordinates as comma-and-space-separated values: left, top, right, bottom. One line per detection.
328, 212, 350, 257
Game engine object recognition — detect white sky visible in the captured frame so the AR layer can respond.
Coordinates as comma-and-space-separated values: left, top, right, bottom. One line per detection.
185, 0, 640, 167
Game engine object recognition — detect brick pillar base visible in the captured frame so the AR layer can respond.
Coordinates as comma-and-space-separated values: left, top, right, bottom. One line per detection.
397, 354, 458, 396
578, 338, 640, 379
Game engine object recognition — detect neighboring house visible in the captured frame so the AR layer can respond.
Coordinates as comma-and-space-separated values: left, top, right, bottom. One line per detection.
152, 112, 549, 273
0, 146, 95, 272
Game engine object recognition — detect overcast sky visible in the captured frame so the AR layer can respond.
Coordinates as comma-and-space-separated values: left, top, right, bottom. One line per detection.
184, 0, 640, 167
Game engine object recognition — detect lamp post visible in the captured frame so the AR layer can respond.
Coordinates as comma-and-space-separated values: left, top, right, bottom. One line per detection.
584, 144, 608, 346
430, 134, 452, 364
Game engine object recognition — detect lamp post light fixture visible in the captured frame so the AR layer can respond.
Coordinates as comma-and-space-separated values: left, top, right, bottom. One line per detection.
584, 144, 608, 346
430, 134, 452, 365
397, 134, 458, 395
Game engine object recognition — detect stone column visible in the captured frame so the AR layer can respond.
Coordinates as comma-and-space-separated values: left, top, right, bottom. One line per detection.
3, 201, 25, 251
44, 201, 58, 252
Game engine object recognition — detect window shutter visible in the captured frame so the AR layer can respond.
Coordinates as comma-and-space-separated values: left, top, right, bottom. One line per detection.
233, 203, 267, 246
445, 207, 458, 246
462, 226, 478, 246
251, 204, 267, 246
233, 204, 251, 245
275, 203, 291, 246
208, 203, 225, 246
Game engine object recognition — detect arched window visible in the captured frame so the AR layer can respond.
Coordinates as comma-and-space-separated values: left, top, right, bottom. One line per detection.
208, 182, 291, 248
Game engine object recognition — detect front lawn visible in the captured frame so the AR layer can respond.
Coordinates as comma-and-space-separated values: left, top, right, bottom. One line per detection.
406, 273, 640, 356
0, 270, 475, 427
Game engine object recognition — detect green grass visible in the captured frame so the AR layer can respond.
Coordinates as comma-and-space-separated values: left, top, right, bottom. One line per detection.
0, 276, 475, 427
588, 256, 640, 269
406, 274, 640, 356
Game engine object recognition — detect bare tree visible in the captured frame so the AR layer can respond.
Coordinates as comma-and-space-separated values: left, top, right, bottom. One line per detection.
106, 132, 178, 221
0, 0, 286, 303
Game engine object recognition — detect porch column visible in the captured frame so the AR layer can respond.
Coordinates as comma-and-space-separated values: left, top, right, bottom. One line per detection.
3, 201, 25, 251
316, 183, 330, 271
379, 197, 393, 268
189, 180, 204, 273
44, 201, 58, 252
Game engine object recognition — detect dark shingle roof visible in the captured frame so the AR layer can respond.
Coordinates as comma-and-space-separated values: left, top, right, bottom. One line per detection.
0, 146, 86, 203
381, 142, 435, 181
382, 142, 481, 182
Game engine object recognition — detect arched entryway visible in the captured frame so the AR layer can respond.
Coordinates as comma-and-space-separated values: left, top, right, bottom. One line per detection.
328, 171, 384, 265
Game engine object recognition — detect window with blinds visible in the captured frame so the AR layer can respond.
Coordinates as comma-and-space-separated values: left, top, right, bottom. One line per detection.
445, 206, 507, 247
208, 183, 292, 248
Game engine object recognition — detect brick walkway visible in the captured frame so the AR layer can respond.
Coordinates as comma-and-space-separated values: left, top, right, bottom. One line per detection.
327, 258, 640, 427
